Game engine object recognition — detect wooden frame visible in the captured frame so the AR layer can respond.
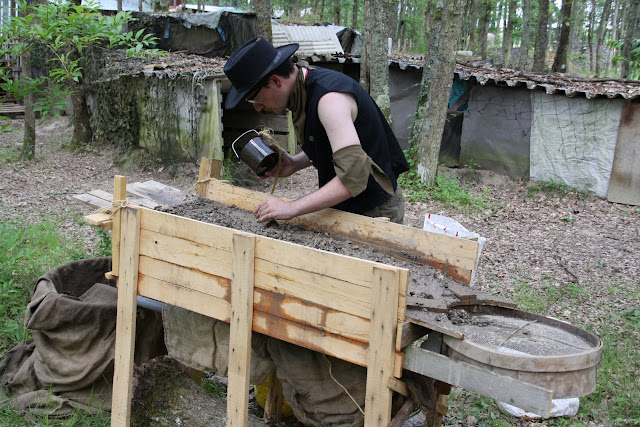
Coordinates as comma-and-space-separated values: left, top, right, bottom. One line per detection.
109, 173, 412, 426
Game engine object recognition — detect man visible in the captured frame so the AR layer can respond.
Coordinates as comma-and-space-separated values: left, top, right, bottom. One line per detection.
224, 36, 409, 224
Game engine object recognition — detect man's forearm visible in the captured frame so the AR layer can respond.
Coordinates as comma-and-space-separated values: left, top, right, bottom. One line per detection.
289, 176, 351, 216
291, 151, 312, 172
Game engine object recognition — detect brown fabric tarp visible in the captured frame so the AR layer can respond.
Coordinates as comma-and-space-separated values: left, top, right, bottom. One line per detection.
0, 257, 166, 416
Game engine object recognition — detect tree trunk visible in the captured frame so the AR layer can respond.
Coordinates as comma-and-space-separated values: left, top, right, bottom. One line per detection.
334, 0, 340, 24
69, 80, 92, 147
502, 0, 516, 67
568, 0, 582, 59
117, 0, 122, 11
594, 0, 612, 75
518, 0, 532, 69
21, 49, 36, 160
621, 0, 640, 78
479, 0, 491, 59
352, 0, 359, 29
587, 0, 596, 72
467, 0, 479, 51
532, 0, 550, 71
253, 0, 273, 41
606, 0, 620, 75
388, 0, 399, 46
552, 0, 573, 72
360, 0, 392, 121
424, 0, 433, 35
410, 0, 465, 185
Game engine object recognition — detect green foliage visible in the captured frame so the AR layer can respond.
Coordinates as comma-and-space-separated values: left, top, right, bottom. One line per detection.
527, 180, 585, 199
201, 377, 227, 398
399, 154, 488, 213
0, 0, 162, 120
578, 319, 640, 422
0, 217, 101, 355
608, 38, 640, 80
0, 143, 21, 165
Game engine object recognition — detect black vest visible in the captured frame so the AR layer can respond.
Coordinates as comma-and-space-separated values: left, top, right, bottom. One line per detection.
301, 67, 409, 214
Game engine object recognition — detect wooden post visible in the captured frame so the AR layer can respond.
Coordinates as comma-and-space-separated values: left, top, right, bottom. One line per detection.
110, 207, 141, 427
263, 372, 284, 422
364, 266, 400, 425
226, 232, 256, 426
110, 175, 127, 278
197, 157, 222, 197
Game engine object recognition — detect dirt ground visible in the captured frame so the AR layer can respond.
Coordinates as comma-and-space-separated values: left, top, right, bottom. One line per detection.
1, 117, 639, 425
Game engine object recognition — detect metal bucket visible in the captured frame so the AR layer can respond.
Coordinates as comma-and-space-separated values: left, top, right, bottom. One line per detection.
232, 129, 278, 176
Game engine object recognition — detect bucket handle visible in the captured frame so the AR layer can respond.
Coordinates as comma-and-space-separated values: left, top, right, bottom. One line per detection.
231, 129, 260, 159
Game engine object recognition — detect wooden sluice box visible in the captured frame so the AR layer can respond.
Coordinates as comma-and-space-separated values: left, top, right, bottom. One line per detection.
100, 159, 602, 426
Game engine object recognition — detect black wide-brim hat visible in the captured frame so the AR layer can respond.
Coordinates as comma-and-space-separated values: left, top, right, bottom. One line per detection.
223, 36, 299, 109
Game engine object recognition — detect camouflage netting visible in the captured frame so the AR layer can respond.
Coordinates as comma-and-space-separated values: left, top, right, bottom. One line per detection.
82, 48, 226, 161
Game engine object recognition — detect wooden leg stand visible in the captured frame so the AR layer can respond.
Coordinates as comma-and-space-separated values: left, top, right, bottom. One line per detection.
424, 381, 451, 427
263, 371, 284, 423
389, 397, 418, 427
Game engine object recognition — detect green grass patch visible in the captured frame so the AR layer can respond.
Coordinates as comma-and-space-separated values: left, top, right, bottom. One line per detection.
528, 180, 587, 200
399, 169, 488, 214
0, 216, 110, 354
0, 144, 21, 165
0, 216, 112, 424
578, 319, 640, 423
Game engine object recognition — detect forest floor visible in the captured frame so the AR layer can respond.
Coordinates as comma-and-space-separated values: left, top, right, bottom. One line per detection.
1, 116, 639, 426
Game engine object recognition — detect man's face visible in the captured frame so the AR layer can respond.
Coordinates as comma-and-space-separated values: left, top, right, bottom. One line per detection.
245, 76, 288, 115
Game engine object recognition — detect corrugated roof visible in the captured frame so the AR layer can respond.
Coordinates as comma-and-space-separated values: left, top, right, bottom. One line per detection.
294, 52, 640, 101
272, 21, 344, 55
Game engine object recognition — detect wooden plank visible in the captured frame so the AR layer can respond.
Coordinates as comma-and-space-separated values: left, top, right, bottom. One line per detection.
89, 187, 158, 210
403, 346, 553, 417
396, 321, 429, 350
263, 372, 284, 422
252, 308, 368, 367
110, 207, 141, 427
88, 189, 115, 202
254, 287, 370, 343
141, 208, 234, 251
72, 193, 111, 209
204, 180, 479, 282
138, 274, 230, 321
406, 307, 464, 340
111, 176, 127, 277
138, 226, 375, 320
364, 266, 400, 425
138, 255, 230, 301
83, 213, 113, 230
387, 377, 409, 397
140, 208, 408, 322
139, 229, 232, 279
607, 102, 640, 206
227, 233, 256, 426
447, 282, 477, 302
407, 296, 449, 312
127, 181, 187, 207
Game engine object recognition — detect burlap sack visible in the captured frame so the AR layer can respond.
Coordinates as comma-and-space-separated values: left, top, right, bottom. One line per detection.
0, 257, 166, 416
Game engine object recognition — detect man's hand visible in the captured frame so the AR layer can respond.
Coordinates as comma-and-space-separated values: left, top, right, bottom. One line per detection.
260, 150, 311, 179
255, 198, 297, 223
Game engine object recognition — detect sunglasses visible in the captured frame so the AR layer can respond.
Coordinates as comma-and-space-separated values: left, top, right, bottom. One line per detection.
245, 86, 263, 104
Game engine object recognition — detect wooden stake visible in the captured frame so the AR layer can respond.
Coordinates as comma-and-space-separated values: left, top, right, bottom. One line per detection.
263, 372, 284, 422
111, 175, 127, 277
226, 232, 256, 426
197, 157, 222, 197
364, 266, 400, 425
110, 207, 141, 427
